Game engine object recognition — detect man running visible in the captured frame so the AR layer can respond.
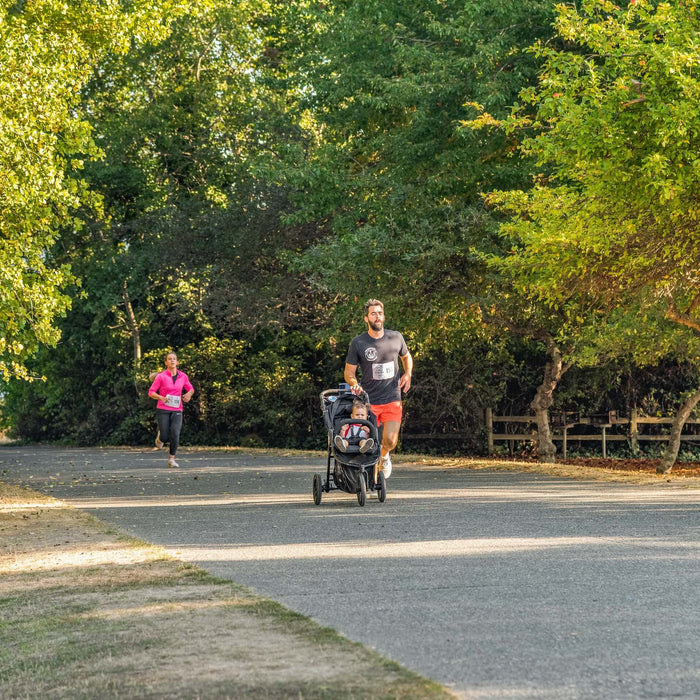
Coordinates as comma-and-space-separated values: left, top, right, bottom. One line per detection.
344, 299, 413, 478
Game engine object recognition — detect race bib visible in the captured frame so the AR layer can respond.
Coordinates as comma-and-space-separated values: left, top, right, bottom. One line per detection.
164, 394, 181, 408
372, 361, 395, 380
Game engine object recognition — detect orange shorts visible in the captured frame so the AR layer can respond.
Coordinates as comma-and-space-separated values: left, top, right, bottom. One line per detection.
370, 401, 403, 426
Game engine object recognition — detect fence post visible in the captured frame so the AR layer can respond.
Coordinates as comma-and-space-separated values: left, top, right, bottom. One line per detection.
485, 407, 493, 454
562, 425, 568, 459
602, 426, 607, 459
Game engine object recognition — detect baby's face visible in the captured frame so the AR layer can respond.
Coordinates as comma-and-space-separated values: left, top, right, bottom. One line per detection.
351, 406, 368, 420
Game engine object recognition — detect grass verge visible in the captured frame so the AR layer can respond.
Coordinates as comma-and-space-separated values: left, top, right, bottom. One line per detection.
0, 481, 453, 699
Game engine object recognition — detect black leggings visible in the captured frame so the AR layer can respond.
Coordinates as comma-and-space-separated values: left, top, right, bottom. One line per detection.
156, 410, 183, 456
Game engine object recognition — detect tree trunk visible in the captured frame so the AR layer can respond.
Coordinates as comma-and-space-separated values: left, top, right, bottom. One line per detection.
122, 280, 142, 397
657, 386, 700, 474
122, 280, 142, 364
628, 407, 639, 456
530, 336, 570, 464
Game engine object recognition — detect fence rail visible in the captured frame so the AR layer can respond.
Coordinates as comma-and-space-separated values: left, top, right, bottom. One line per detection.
401, 410, 700, 458
485, 409, 700, 458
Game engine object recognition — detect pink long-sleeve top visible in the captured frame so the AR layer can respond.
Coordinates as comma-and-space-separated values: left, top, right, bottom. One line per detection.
149, 369, 194, 412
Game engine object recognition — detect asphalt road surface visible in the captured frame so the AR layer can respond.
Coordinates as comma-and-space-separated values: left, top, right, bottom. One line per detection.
3, 445, 699, 699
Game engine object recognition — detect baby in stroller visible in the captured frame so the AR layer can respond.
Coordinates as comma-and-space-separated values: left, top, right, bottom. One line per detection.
334, 399, 375, 454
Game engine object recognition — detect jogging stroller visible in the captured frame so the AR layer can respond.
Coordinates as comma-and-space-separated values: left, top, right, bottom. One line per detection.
313, 384, 386, 506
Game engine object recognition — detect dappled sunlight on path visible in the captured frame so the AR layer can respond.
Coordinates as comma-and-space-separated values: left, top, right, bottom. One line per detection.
169, 535, 699, 563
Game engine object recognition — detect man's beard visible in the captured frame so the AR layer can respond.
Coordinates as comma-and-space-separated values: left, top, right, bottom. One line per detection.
368, 320, 383, 332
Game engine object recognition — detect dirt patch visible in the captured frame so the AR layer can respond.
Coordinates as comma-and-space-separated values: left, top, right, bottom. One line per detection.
398, 454, 700, 486
557, 456, 700, 477
0, 481, 452, 699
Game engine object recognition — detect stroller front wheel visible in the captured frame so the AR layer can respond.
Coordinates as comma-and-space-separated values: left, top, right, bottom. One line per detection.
313, 473, 323, 505
357, 472, 367, 506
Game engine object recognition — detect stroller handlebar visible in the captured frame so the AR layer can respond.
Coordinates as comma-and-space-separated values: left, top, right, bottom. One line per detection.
320, 387, 370, 403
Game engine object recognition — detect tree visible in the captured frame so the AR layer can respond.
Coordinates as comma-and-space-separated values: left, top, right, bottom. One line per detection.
76, 0, 328, 351
2, 1, 341, 446
283, 0, 556, 334
0, 0, 190, 380
266, 0, 563, 451
480, 0, 700, 470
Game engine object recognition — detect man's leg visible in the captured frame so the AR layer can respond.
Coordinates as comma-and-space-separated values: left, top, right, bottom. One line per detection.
381, 420, 400, 458
370, 402, 402, 479
379, 420, 400, 477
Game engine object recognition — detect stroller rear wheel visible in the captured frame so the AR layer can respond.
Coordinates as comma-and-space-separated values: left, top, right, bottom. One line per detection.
313, 473, 323, 505
357, 472, 366, 506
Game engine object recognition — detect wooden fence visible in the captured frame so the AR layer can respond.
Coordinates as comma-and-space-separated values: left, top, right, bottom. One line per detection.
485, 408, 700, 458
401, 409, 700, 458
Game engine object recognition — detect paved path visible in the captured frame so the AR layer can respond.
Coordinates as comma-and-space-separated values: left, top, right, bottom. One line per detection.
3, 445, 699, 699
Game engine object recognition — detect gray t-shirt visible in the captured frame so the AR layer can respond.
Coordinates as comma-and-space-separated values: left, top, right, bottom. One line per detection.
346, 330, 409, 405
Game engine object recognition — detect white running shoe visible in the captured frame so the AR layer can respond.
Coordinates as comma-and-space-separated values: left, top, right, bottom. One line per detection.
380, 454, 392, 478
155, 431, 164, 449
168, 457, 179, 468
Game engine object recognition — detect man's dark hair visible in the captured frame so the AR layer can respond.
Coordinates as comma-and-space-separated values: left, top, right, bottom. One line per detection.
364, 298, 384, 316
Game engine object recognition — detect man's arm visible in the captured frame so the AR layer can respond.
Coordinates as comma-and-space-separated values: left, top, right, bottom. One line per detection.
344, 362, 362, 394
398, 352, 413, 393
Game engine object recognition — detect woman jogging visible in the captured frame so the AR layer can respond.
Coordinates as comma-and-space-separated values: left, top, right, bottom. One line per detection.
148, 352, 194, 467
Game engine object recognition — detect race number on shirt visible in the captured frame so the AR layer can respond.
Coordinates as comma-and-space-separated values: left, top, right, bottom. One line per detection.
372, 361, 395, 380
164, 394, 181, 408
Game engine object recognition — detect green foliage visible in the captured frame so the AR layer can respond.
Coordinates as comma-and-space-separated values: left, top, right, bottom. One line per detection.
71, 0, 330, 353
283, 0, 556, 342
486, 0, 700, 360
0, 0, 194, 380
403, 335, 515, 454
4, 315, 142, 445
4, 0, 699, 457
5, 334, 326, 447
0, 4, 90, 379
141, 337, 319, 447
2, 1, 340, 448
